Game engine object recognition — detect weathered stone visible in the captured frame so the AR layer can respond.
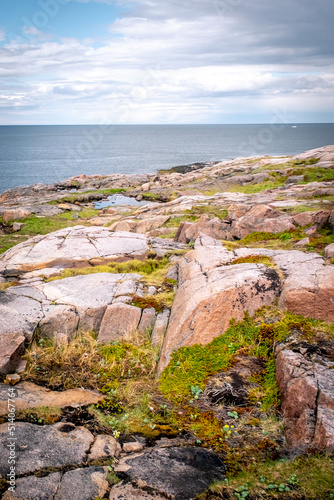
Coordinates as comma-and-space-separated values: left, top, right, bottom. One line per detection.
120, 447, 226, 500
276, 347, 334, 450
3, 208, 31, 223
88, 434, 121, 461
123, 440, 144, 453
138, 307, 156, 334
12, 222, 26, 232
285, 175, 304, 185
175, 218, 229, 243
98, 303, 142, 343
0, 422, 94, 476
194, 233, 222, 248
0, 381, 103, 416
2, 472, 62, 500
55, 467, 109, 500
324, 243, 334, 259
151, 309, 170, 348
4, 374, 20, 386
293, 237, 310, 247
158, 248, 280, 374
0, 227, 149, 274
110, 482, 165, 500
0, 333, 25, 375
0, 291, 44, 342
39, 304, 79, 340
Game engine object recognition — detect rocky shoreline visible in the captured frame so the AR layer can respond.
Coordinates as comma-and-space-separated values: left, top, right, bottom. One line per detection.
0, 145, 334, 499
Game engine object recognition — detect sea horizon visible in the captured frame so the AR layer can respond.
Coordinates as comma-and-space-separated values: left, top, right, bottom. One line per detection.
0, 123, 333, 193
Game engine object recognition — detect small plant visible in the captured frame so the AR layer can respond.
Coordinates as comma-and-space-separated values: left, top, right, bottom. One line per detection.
227, 410, 238, 420
190, 386, 203, 399
234, 483, 249, 498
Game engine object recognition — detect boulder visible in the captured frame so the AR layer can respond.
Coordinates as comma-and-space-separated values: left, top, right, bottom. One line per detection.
0, 382, 103, 416
12, 222, 26, 232
119, 447, 226, 500
158, 247, 280, 374
0, 333, 25, 375
0, 422, 94, 476
98, 303, 142, 343
55, 467, 109, 500
324, 243, 334, 259
39, 304, 79, 340
88, 434, 121, 461
3, 208, 31, 223
276, 345, 334, 450
0, 227, 149, 274
175, 218, 230, 243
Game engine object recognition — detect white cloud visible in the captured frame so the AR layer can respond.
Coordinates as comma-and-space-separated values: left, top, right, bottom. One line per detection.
0, 0, 333, 123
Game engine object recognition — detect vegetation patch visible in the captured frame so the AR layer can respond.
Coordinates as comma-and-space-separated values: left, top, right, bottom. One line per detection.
184, 204, 229, 220
228, 179, 285, 194
50, 188, 126, 204
232, 256, 275, 267
201, 455, 334, 499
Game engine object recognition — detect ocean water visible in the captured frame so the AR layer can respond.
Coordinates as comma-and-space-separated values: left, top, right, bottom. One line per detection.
0, 124, 333, 193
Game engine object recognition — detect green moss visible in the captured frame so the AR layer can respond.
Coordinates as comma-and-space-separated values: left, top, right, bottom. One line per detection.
164, 215, 198, 228
184, 204, 229, 220
77, 208, 100, 219
228, 179, 285, 194
51, 188, 126, 204
205, 455, 334, 500
232, 255, 275, 267
159, 310, 331, 405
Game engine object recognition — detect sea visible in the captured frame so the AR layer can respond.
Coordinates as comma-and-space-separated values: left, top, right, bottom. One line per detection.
0, 124, 333, 194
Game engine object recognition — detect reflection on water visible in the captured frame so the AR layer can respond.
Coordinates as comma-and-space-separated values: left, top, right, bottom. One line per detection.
94, 193, 152, 209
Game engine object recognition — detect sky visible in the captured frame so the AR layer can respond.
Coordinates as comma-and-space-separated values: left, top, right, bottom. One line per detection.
0, 0, 333, 124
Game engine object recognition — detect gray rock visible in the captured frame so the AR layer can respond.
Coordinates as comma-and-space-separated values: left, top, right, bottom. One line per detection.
88, 434, 121, 461
0, 227, 149, 274
121, 447, 226, 500
0, 333, 25, 375
55, 466, 109, 500
151, 309, 170, 348
285, 175, 304, 185
138, 308, 156, 335
0, 291, 44, 342
98, 303, 142, 343
12, 222, 26, 232
166, 264, 179, 281
0, 422, 94, 476
39, 304, 79, 340
324, 243, 334, 259
2, 472, 61, 500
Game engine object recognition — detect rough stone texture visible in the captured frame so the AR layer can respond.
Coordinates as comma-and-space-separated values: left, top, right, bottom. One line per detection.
0, 382, 103, 415
158, 247, 281, 374
39, 304, 79, 340
276, 253, 334, 321
3, 208, 32, 223
276, 346, 334, 450
4, 374, 20, 385
120, 447, 226, 500
88, 434, 121, 461
0, 291, 43, 342
0, 422, 94, 476
151, 309, 170, 348
138, 307, 156, 334
175, 218, 230, 243
324, 243, 334, 259
123, 440, 144, 453
2, 472, 62, 500
0, 333, 25, 375
110, 482, 166, 500
55, 466, 109, 500
0, 227, 149, 274
98, 303, 142, 343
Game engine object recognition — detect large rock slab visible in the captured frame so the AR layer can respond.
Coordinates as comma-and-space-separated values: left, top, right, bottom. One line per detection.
0, 422, 94, 476
0, 227, 149, 274
158, 247, 281, 373
110, 482, 166, 500
276, 344, 334, 450
0, 382, 103, 415
119, 447, 226, 500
